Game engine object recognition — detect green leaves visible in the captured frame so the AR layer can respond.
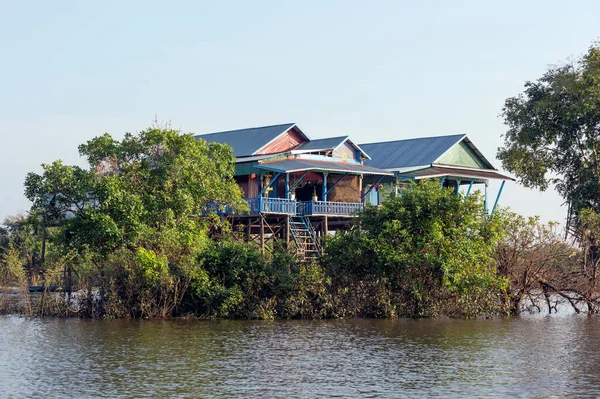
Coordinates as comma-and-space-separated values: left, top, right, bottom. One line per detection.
498, 44, 600, 224
323, 181, 504, 317
135, 247, 170, 286
22, 126, 246, 317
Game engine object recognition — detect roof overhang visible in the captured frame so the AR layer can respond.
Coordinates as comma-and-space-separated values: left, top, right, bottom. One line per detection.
235, 152, 288, 163
400, 165, 515, 181
255, 159, 393, 176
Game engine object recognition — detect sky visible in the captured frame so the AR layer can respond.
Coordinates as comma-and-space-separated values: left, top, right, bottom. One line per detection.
1, 0, 598, 225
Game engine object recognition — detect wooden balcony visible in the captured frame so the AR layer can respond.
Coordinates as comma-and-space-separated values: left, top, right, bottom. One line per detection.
246, 197, 297, 215
298, 200, 363, 217
206, 198, 364, 217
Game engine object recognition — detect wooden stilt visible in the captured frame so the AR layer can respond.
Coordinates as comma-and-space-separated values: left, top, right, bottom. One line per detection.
285, 215, 290, 248
323, 216, 328, 236
246, 218, 251, 243
260, 215, 265, 255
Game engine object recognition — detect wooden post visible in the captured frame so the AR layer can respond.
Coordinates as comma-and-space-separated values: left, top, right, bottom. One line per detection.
246, 218, 251, 243
260, 216, 265, 255
323, 216, 328, 236
285, 215, 290, 247
359, 174, 363, 203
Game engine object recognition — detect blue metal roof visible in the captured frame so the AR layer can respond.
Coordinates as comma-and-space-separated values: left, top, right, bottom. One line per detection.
256, 158, 393, 176
195, 123, 297, 157
360, 134, 466, 170
295, 136, 348, 151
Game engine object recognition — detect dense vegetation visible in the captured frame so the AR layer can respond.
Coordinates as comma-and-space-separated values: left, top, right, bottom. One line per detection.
2, 42, 600, 319
1, 134, 597, 319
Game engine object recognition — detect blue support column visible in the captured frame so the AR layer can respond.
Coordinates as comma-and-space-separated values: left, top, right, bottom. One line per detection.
455, 180, 461, 196
440, 176, 446, 187
257, 172, 281, 212
258, 172, 262, 212
484, 183, 488, 214
491, 181, 506, 215
258, 172, 281, 197
465, 179, 474, 197
285, 173, 290, 199
361, 176, 386, 200
322, 172, 329, 201
290, 171, 310, 192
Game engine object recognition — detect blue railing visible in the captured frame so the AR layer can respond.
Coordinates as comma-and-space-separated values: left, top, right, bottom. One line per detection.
205, 198, 363, 216
298, 201, 363, 216
246, 197, 297, 215
203, 203, 234, 215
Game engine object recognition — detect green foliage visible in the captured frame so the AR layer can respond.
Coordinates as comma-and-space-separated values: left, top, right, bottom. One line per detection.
498, 44, 600, 225
280, 263, 332, 319
323, 181, 506, 317
577, 209, 600, 294
0, 246, 27, 286
193, 240, 274, 318
1, 214, 47, 284
135, 247, 170, 286
16, 124, 578, 319
23, 126, 246, 317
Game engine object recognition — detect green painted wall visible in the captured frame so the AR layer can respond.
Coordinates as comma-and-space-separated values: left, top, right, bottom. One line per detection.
235, 154, 289, 176
437, 141, 486, 169
235, 162, 258, 176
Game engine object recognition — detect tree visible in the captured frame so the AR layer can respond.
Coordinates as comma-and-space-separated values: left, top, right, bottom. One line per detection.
322, 181, 507, 317
493, 212, 574, 314
497, 44, 600, 229
24, 126, 245, 317
2, 214, 46, 284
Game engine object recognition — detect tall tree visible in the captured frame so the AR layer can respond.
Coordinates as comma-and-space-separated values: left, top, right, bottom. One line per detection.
497, 44, 600, 229
24, 126, 245, 317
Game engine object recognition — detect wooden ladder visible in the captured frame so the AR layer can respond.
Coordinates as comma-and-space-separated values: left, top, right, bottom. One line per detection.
289, 216, 321, 261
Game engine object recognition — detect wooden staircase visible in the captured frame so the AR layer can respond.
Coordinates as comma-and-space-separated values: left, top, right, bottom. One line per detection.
289, 216, 321, 261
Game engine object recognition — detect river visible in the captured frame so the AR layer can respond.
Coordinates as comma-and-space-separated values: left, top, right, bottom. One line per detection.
1, 314, 599, 398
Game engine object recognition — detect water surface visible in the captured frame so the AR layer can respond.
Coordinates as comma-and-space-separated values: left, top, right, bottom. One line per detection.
1, 315, 599, 398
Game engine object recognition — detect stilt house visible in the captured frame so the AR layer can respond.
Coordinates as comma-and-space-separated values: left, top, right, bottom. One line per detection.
196, 123, 392, 258
196, 124, 513, 258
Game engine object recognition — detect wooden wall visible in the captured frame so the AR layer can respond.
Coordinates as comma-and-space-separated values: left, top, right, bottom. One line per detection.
256, 127, 306, 155
235, 175, 258, 198
327, 174, 360, 202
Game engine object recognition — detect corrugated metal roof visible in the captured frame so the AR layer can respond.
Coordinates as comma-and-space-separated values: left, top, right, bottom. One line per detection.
256, 159, 393, 176
294, 136, 348, 151
195, 123, 296, 157
360, 134, 466, 170
402, 166, 514, 181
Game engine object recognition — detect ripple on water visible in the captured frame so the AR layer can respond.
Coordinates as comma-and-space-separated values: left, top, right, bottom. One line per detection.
1, 316, 600, 398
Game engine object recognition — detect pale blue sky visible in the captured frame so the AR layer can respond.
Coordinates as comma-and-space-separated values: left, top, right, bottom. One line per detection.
1, 1, 598, 224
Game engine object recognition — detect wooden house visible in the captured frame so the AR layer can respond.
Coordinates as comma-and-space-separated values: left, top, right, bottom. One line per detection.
360, 134, 515, 213
196, 123, 393, 258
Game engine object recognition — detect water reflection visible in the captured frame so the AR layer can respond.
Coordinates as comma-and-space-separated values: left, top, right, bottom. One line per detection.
1, 316, 599, 398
